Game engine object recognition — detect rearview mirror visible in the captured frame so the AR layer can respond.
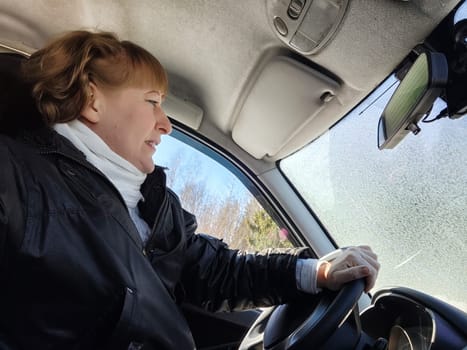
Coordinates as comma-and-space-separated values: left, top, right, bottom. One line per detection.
377, 52, 448, 150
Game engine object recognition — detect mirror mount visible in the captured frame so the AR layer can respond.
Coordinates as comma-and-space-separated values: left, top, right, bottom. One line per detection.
377, 51, 448, 150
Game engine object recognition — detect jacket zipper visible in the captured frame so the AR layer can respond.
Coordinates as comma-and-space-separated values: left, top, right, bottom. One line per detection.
145, 192, 169, 254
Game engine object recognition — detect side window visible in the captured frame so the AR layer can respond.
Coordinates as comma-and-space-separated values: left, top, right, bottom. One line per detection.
154, 134, 293, 251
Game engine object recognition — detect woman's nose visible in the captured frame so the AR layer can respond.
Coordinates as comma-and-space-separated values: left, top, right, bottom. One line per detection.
157, 108, 172, 135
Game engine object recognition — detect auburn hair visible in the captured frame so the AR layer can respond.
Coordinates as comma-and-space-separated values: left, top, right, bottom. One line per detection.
22, 30, 168, 125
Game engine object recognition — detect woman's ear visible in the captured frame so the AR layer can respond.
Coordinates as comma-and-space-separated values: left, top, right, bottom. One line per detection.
80, 82, 102, 124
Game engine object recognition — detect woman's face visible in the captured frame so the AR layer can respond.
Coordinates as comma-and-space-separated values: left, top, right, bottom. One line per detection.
83, 85, 172, 173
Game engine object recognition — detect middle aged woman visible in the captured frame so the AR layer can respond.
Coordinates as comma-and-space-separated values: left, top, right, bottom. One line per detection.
0, 30, 379, 349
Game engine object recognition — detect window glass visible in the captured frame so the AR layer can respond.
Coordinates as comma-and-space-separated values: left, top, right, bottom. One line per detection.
154, 134, 293, 251
280, 75, 467, 311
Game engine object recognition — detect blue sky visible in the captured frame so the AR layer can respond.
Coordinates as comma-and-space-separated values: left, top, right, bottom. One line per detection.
153, 134, 249, 200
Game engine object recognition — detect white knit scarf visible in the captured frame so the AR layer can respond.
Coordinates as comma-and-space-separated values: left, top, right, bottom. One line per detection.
53, 120, 147, 209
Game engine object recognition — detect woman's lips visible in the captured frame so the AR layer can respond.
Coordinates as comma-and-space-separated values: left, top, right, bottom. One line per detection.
145, 140, 156, 150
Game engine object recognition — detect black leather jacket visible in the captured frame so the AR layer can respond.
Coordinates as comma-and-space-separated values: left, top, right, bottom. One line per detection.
0, 53, 306, 349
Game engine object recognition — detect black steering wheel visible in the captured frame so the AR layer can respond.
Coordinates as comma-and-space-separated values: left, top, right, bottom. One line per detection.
261, 278, 365, 350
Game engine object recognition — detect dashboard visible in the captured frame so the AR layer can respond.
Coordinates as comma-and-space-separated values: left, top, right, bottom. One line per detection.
360, 288, 467, 350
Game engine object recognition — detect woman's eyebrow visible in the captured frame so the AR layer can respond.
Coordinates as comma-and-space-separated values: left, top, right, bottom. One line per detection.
145, 91, 166, 101
145, 90, 161, 94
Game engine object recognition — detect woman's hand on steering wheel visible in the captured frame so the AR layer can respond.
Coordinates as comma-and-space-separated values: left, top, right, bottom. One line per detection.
317, 245, 380, 293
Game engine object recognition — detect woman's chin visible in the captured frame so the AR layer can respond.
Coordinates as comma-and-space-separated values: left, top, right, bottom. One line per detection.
140, 161, 156, 174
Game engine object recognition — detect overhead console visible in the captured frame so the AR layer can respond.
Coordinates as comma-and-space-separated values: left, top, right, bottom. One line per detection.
266, 0, 349, 55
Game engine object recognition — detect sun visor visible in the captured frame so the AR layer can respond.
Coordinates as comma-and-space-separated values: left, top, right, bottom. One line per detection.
232, 56, 340, 159
164, 93, 203, 130
0, 40, 34, 57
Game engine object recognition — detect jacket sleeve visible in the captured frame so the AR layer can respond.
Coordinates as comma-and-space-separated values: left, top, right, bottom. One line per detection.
180, 208, 312, 312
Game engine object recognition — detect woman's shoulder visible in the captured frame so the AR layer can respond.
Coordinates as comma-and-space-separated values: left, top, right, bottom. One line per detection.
0, 132, 46, 163
0, 131, 64, 189
0, 133, 29, 159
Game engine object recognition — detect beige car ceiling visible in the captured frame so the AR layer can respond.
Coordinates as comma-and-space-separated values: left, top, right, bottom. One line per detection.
0, 0, 460, 161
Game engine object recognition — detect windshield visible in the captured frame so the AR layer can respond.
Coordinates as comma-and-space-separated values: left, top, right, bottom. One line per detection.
280, 75, 467, 311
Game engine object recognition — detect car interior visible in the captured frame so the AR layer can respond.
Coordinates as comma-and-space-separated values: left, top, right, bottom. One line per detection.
1, 0, 466, 349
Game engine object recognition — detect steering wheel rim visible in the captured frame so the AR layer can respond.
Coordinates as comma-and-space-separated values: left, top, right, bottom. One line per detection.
263, 278, 365, 350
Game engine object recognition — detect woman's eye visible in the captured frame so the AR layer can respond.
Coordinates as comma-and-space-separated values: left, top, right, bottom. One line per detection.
146, 99, 159, 106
